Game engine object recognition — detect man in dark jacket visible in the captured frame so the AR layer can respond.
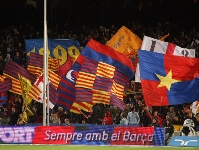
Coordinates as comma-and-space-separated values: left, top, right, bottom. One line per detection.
164, 119, 174, 144
8, 107, 18, 125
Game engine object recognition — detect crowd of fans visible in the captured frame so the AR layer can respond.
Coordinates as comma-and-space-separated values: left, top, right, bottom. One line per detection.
0, 3, 199, 144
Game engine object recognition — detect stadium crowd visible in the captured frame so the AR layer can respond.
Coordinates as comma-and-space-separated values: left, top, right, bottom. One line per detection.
0, 2, 199, 142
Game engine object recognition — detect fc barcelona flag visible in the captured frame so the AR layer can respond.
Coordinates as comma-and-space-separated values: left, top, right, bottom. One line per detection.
75, 57, 129, 110
74, 39, 135, 110
57, 58, 93, 113
138, 50, 199, 106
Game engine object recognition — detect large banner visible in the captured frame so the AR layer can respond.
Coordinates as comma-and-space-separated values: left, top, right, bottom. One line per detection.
25, 39, 81, 76
0, 126, 164, 145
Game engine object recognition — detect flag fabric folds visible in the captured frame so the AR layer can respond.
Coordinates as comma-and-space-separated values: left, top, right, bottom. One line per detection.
28, 73, 58, 109
73, 38, 135, 110
56, 57, 93, 113
3, 61, 36, 95
106, 26, 142, 58
0, 92, 8, 106
135, 36, 196, 82
0, 78, 12, 93
138, 50, 199, 106
84, 38, 135, 78
27, 52, 59, 75
25, 39, 81, 77
0, 75, 6, 82
141, 36, 195, 57
18, 73, 32, 106
4, 61, 36, 83
75, 58, 128, 110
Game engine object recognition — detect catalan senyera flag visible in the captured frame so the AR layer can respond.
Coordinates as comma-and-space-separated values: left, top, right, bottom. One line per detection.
27, 52, 59, 76
18, 73, 32, 106
3, 61, 36, 95
74, 39, 135, 110
57, 58, 93, 113
106, 26, 142, 58
135, 36, 196, 82
138, 50, 199, 106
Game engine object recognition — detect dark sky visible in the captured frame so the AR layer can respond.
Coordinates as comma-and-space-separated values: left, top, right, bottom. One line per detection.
0, 0, 198, 31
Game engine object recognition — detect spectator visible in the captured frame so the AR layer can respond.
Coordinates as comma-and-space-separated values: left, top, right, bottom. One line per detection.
102, 111, 113, 125
16, 113, 26, 126
13, 51, 23, 66
184, 111, 197, 128
148, 118, 160, 127
65, 118, 70, 126
50, 113, 60, 124
4, 54, 12, 65
0, 106, 9, 125
8, 107, 18, 125
120, 112, 129, 125
127, 107, 140, 125
172, 109, 184, 125
6, 46, 14, 60
167, 107, 176, 122
146, 110, 163, 126
110, 106, 120, 124
164, 119, 174, 145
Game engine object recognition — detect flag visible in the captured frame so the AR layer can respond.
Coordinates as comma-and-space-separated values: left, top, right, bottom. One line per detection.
27, 52, 59, 76
74, 39, 135, 110
3, 61, 36, 95
138, 50, 199, 106
18, 73, 32, 106
25, 39, 81, 76
27, 52, 61, 89
106, 26, 142, 58
27, 73, 58, 109
0, 75, 5, 82
159, 33, 169, 41
141, 36, 195, 57
0, 78, 12, 93
0, 92, 8, 106
84, 38, 135, 77
75, 58, 128, 110
135, 36, 196, 82
57, 58, 93, 113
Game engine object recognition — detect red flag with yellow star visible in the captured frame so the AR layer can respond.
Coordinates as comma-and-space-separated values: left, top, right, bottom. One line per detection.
138, 50, 199, 106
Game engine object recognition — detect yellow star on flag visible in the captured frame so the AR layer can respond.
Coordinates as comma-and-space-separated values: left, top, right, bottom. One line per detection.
156, 70, 181, 91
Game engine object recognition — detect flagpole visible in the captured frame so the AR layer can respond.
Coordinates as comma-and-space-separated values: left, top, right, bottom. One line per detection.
43, 0, 47, 126
46, 37, 50, 126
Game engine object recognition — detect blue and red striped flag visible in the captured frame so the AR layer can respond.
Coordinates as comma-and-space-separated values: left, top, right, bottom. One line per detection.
27, 52, 59, 76
4, 60, 36, 83
57, 56, 93, 113
3, 60, 36, 95
0, 78, 12, 93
